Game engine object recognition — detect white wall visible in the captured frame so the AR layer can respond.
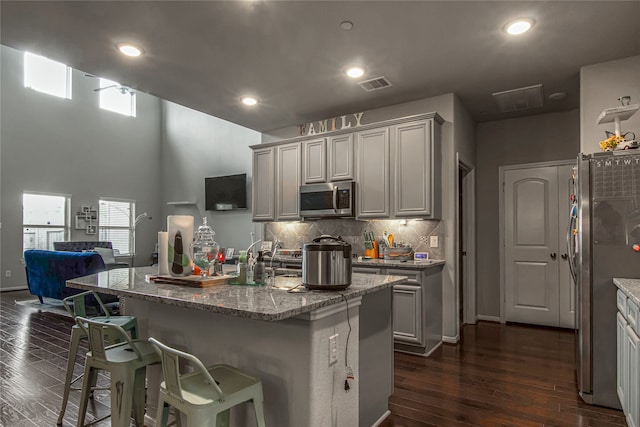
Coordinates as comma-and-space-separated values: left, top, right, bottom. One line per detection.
160, 101, 262, 252
580, 55, 640, 154
262, 93, 475, 342
0, 45, 163, 289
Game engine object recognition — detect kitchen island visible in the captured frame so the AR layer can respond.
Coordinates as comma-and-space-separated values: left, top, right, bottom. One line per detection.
67, 267, 406, 427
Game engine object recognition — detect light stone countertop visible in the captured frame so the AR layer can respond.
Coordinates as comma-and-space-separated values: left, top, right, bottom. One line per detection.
613, 278, 640, 307
270, 256, 445, 270
66, 266, 406, 322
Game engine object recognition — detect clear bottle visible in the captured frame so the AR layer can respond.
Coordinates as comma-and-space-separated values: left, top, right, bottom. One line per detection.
247, 251, 255, 284
237, 250, 247, 284
190, 218, 219, 276
254, 251, 266, 285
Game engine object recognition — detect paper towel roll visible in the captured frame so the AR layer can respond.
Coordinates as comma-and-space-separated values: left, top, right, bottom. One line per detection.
167, 215, 193, 276
158, 231, 169, 276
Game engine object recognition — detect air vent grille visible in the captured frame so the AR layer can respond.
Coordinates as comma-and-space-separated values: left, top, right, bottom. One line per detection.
358, 76, 392, 92
492, 84, 544, 113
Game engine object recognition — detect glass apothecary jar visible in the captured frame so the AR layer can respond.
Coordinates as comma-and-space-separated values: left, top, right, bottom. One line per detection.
190, 217, 220, 276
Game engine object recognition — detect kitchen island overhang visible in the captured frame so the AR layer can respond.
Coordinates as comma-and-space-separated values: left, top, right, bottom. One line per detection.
67, 267, 406, 427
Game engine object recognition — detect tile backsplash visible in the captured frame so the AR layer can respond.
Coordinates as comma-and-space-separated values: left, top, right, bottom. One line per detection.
264, 218, 443, 259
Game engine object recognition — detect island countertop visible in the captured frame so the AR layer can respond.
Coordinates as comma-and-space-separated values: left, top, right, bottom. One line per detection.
66, 266, 407, 322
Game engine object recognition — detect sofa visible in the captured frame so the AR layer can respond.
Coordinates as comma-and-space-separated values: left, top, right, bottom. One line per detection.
53, 241, 129, 269
23, 250, 115, 306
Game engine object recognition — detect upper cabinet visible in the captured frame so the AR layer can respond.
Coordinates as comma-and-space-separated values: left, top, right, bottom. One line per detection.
302, 134, 354, 184
302, 138, 327, 184
251, 112, 442, 222
356, 127, 390, 219
393, 119, 441, 218
328, 134, 354, 181
252, 146, 275, 221
276, 142, 301, 221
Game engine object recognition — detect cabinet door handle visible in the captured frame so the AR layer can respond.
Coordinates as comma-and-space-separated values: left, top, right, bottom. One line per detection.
550, 252, 557, 259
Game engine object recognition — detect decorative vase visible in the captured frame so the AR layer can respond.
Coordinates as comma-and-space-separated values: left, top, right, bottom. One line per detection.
167, 215, 193, 276
190, 218, 219, 276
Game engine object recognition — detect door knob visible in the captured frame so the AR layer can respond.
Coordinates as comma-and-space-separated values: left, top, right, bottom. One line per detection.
561, 253, 568, 259
550, 252, 557, 259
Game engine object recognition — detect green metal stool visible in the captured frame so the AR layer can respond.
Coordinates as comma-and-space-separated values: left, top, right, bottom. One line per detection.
57, 290, 138, 425
75, 316, 159, 427
149, 337, 266, 427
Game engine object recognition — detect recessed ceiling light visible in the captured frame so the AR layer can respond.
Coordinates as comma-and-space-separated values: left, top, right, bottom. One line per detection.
346, 67, 365, 78
242, 96, 258, 106
505, 18, 534, 35
117, 43, 143, 57
340, 21, 354, 31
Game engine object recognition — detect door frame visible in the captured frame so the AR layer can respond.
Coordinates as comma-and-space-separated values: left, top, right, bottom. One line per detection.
498, 159, 575, 323
456, 154, 476, 326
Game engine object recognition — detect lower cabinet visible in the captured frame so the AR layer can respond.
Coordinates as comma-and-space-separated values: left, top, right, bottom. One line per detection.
392, 284, 422, 345
617, 289, 639, 427
353, 265, 442, 355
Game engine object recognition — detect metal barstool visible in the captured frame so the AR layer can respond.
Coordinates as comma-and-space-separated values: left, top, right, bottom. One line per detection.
75, 316, 159, 427
57, 291, 138, 425
149, 337, 266, 427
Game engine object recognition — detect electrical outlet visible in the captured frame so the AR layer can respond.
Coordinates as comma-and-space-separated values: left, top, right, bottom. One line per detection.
5, 270, 11, 278
329, 334, 338, 365
430, 236, 439, 248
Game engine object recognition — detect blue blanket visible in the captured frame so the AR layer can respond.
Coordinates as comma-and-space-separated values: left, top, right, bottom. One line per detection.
24, 250, 106, 300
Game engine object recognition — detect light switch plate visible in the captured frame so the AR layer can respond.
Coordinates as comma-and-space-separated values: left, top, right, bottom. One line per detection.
430, 236, 439, 248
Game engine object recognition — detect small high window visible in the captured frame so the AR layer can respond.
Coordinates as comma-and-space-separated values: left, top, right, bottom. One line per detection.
23, 52, 72, 99
23, 192, 70, 252
98, 78, 136, 117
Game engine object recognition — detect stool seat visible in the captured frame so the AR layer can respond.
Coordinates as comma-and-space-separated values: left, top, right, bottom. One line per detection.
57, 291, 138, 426
76, 316, 159, 427
149, 338, 266, 427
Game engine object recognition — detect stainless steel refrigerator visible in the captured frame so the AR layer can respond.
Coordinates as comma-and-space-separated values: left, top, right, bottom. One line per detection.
570, 151, 640, 409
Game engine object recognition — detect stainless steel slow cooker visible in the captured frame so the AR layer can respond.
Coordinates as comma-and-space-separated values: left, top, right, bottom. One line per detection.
302, 235, 352, 290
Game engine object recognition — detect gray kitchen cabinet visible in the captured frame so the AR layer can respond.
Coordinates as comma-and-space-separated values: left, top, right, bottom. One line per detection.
252, 146, 275, 221
328, 133, 354, 181
617, 288, 640, 427
302, 138, 326, 184
393, 284, 423, 345
276, 142, 301, 220
392, 119, 441, 218
352, 264, 443, 356
356, 127, 390, 218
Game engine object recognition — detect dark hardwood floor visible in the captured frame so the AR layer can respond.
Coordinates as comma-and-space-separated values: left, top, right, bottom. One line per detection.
0, 290, 627, 427
381, 322, 627, 427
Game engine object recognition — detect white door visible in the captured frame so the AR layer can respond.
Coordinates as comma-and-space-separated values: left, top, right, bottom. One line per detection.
504, 163, 575, 328
505, 166, 560, 326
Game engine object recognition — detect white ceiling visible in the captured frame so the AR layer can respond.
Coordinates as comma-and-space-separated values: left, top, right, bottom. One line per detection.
1, 1, 639, 132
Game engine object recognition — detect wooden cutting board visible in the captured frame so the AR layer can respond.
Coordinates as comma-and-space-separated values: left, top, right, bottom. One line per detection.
149, 274, 232, 288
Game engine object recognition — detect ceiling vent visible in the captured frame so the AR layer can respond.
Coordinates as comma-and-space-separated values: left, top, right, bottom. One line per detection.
492, 84, 544, 113
358, 76, 392, 92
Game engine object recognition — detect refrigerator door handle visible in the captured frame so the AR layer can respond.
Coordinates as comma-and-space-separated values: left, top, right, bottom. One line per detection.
561, 253, 568, 259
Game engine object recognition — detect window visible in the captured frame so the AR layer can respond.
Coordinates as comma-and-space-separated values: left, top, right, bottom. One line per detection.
23, 192, 70, 252
99, 199, 135, 255
98, 78, 136, 117
24, 52, 72, 99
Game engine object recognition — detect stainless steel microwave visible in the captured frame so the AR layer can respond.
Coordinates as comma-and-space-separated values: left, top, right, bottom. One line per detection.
299, 181, 355, 218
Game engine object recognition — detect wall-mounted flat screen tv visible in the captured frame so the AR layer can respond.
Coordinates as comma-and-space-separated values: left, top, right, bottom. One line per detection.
205, 173, 247, 211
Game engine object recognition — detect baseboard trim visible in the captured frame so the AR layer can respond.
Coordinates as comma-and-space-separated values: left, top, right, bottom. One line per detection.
442, 334, 459, 344
0, 286, 29, 292
476, 315, 501, 322
371, 410, 391, 427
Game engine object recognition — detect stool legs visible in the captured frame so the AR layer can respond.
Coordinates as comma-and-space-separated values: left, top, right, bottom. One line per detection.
253, 393, 266, 427
131, 368, 148, 427
57, 326, 81, 425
